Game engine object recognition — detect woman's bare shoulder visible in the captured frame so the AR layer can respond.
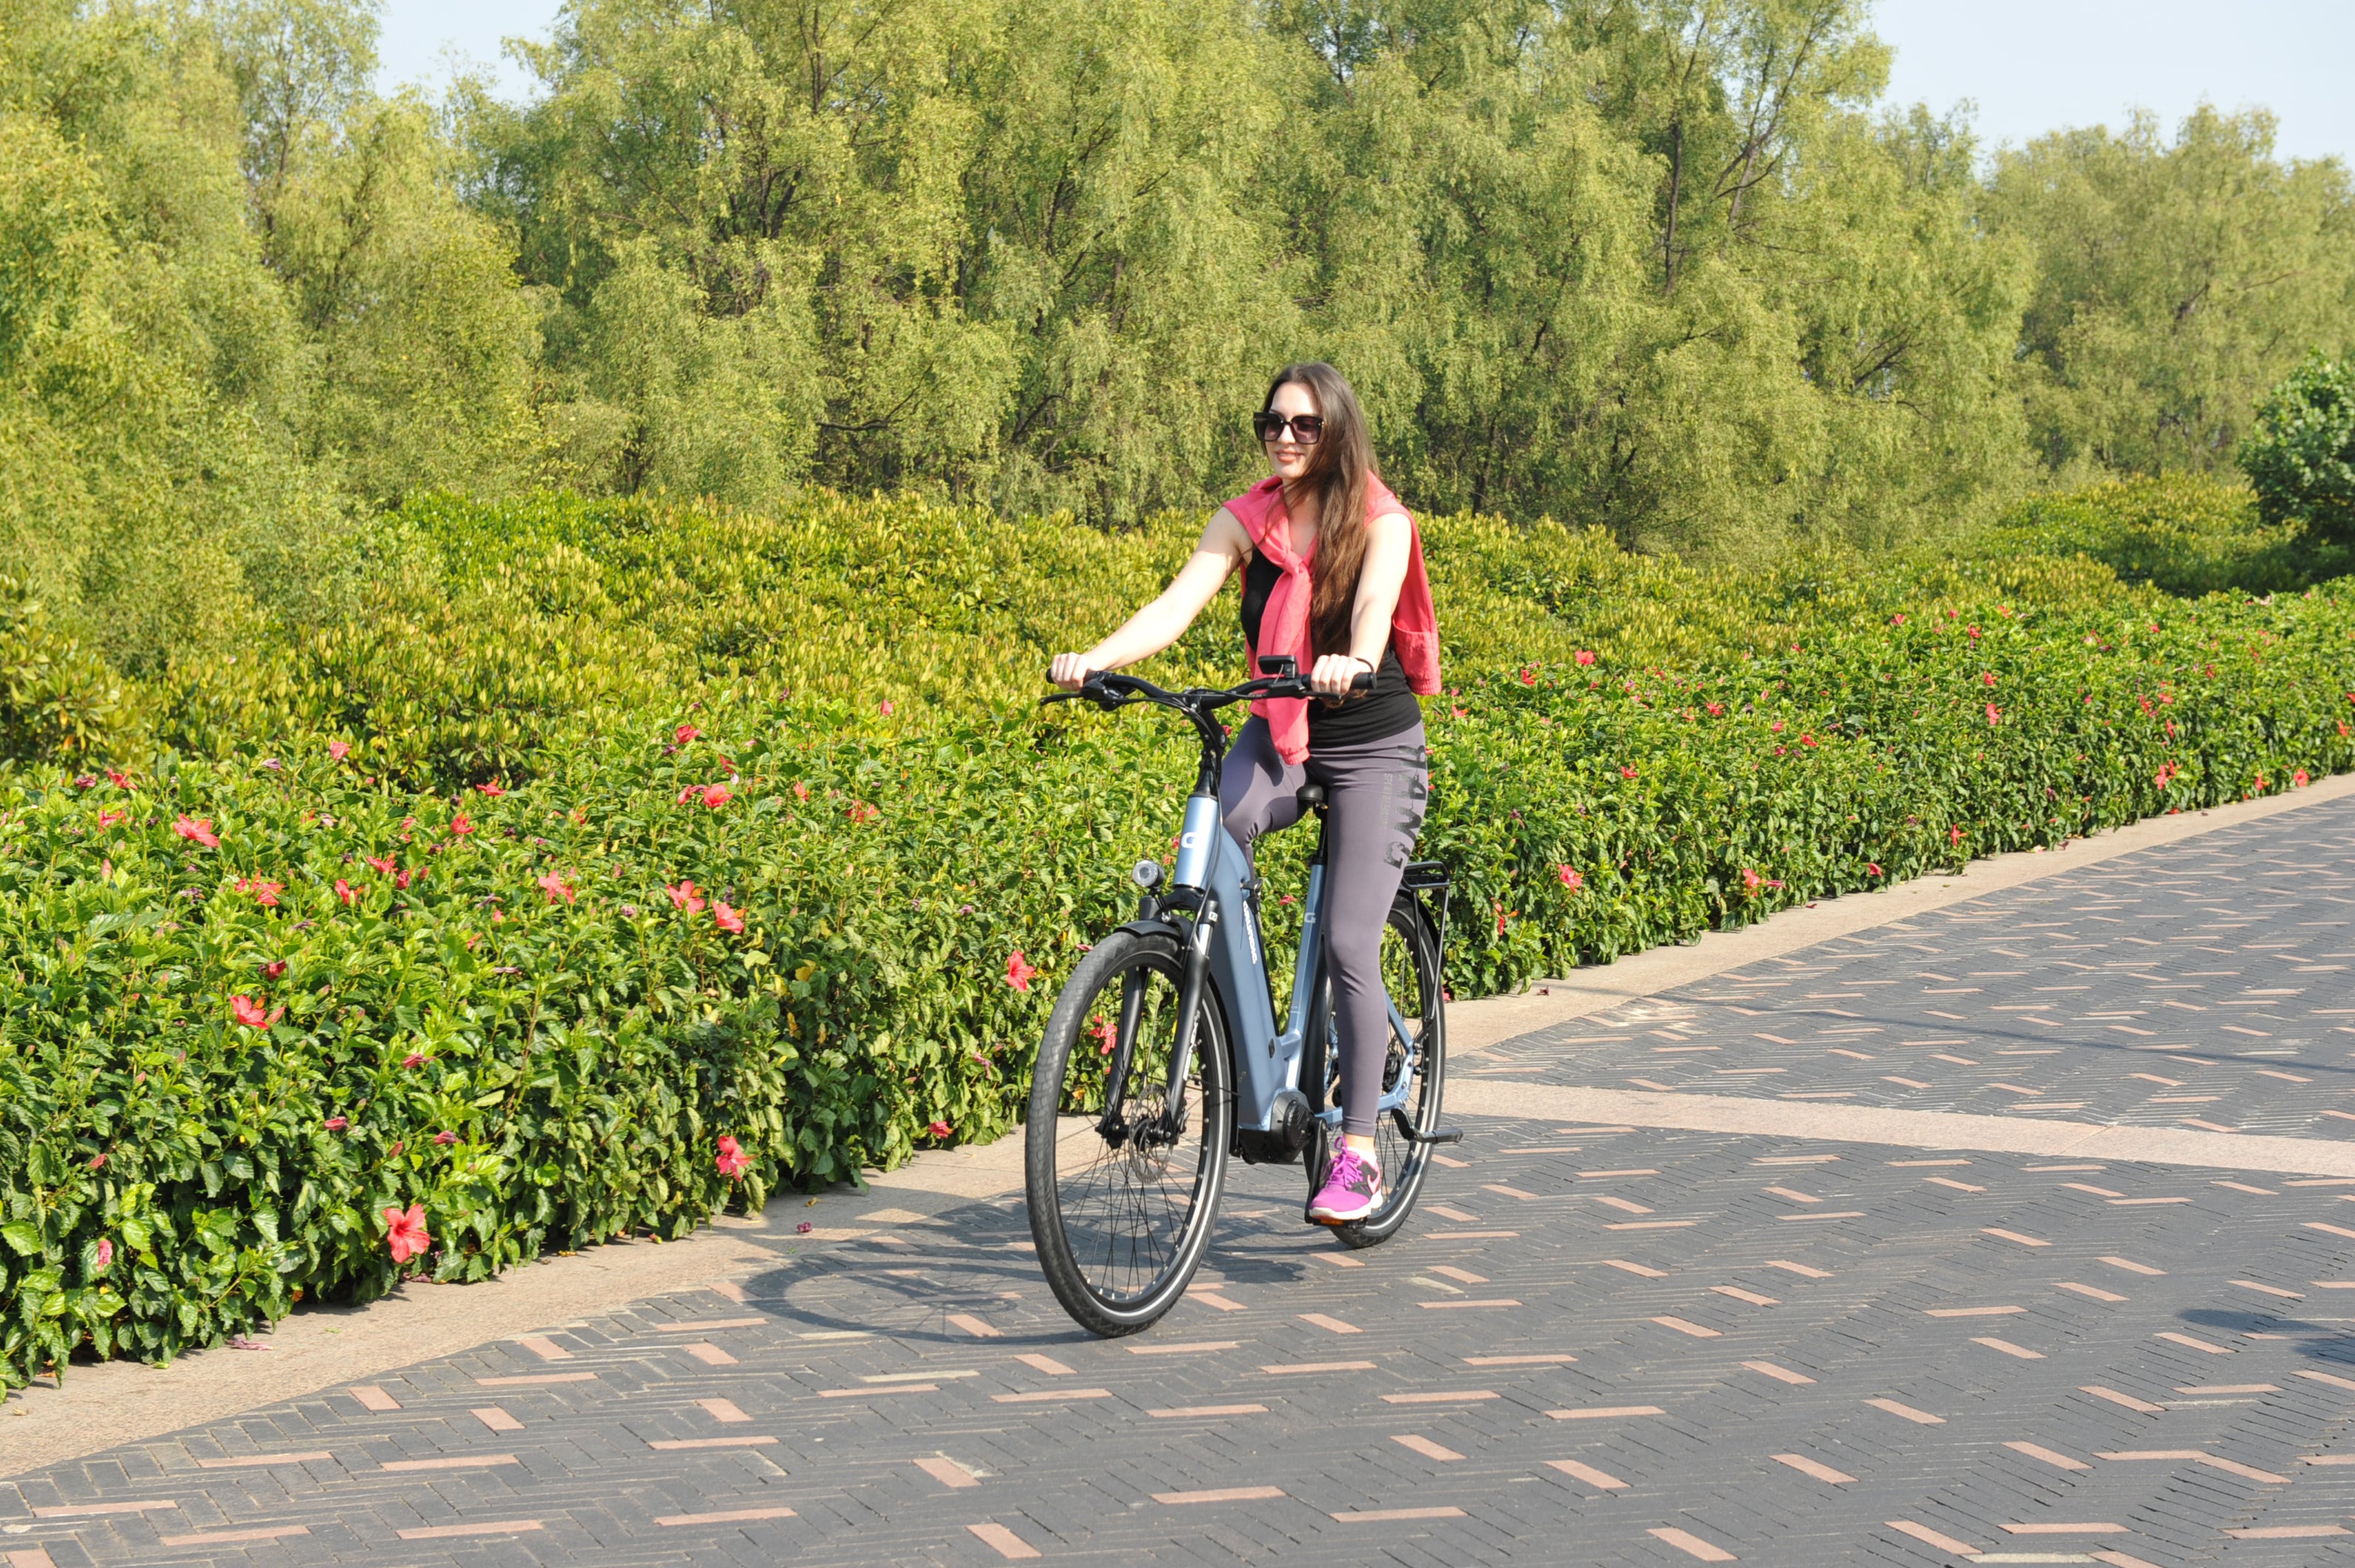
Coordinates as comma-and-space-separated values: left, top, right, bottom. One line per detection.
1206, 504, 1254, 563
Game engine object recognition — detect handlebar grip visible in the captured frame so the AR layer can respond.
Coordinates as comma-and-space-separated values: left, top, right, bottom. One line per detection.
1351, 670, 1375, 693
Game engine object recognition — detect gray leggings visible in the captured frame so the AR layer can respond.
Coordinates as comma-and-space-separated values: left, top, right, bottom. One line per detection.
1220, 717, 1429, 1139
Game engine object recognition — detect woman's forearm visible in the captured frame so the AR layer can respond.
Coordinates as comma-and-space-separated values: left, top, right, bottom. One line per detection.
1085, 595, 1197, 671
1081, 531, 1243, 672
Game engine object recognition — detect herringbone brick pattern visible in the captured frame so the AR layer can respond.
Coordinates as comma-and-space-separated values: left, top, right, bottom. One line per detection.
4, 797, 2354, 1565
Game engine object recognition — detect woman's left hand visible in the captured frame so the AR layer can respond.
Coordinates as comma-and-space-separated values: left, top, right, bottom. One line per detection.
1308, 652, 1371, 701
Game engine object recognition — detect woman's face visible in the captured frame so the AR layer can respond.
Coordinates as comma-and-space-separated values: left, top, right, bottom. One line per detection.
1263, 379, 1320, 482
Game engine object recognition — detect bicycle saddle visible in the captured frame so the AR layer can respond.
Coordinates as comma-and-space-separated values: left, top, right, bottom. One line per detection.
1296, 782, 1328, 812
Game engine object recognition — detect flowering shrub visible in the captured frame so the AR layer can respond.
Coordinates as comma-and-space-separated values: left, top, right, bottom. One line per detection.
3, 481, 2353, 1385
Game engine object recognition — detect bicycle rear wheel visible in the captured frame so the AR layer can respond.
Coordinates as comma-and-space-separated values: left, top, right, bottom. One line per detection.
1026, 927, 1233, 1336
1312, 891, 1447, 1248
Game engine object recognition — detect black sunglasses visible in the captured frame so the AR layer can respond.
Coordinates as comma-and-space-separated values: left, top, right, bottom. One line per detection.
1252, 410, 1324, 445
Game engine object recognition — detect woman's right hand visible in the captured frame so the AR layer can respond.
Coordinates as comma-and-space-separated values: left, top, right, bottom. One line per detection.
1048, 653, 1096, 692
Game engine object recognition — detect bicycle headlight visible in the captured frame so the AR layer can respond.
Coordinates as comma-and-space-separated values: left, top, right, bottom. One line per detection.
1131, 859, 1164, 891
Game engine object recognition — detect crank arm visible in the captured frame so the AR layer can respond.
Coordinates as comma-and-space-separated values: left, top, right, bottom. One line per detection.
1389, 1108, 1464, 1145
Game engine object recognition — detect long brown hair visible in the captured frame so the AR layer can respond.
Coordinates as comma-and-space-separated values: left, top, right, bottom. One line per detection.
1263, 362, 1375, 658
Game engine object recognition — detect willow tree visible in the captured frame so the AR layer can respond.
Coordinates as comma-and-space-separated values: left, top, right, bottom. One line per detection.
1986, 107, 2355, 477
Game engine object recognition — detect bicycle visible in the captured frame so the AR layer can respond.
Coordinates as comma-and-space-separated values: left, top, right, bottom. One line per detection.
1025, 659, 1459, 1336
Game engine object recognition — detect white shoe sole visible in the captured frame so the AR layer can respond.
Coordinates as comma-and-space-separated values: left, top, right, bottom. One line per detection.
1308, 1192, 1382, 1225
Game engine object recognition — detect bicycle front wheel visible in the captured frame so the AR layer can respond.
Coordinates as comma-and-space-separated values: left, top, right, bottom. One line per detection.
1026, 927, 1233, 1336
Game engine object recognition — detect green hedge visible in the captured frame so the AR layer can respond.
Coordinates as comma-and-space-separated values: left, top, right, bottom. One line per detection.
5, 484, 2355, 1385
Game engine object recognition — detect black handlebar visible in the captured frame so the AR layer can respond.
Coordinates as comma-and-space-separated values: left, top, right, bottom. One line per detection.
1038, 663, 1376, 794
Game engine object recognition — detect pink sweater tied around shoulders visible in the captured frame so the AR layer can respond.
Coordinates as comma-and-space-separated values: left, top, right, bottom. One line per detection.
1226, 473, 1442, 765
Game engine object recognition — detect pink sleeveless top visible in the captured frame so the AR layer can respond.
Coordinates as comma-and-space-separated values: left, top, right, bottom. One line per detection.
1224, 474, 1441, 764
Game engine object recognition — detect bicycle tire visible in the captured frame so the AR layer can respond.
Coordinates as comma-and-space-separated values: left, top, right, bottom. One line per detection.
1313, 891, 1447, 1248
1026, 927, 1234, 1336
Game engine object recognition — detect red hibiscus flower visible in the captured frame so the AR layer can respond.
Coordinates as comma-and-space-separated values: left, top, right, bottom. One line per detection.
384, 1203, 430, 1265
1575, 650, 1596, 666
701, 783, 731, 808
335, 879, 357, 905
94, 1237, 113, 1270
366, 854, 396, 875
325, 1116, 348, 1132
173, 815, 220, 849
1558, 865, 1583, 891
675, 723, 700, 744
449, 814, 475, 837
1985, 703, 2001, 726
328, 740, 351, 760
1518, 668, 1537, 686
402, 1052, 428, 1068
714, 901, 746, 933
1006, 950, 1038, 992
929, 1120, 953, 1139
792, 781, 810, 800
476, 781, 505, 797
230, 995, 283, 1029
261, 959, 286, 979
537, 871, 576, 904
715, 1135, 749, 1179
1619, 766, 1638, 780
666, 880, 706, 914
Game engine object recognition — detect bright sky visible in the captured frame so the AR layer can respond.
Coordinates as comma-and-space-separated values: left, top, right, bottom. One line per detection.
376, 0, 2355, 166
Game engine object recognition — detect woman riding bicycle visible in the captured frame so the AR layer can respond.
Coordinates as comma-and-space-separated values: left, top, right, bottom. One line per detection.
1049, 362, 1439, 1225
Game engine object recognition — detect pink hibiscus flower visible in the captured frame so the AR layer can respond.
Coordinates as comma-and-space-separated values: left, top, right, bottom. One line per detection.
715, 1135, 749, 1179
328, 740, 351, 760
537, 870, 576, 904
714, 901, 746, 933
172, 815, 220, 849
384, 1203, 430, 1264
666, 880, 706, 914
1558, 866, 1583, 891
701, 784, 731, 808
1006, 950, 1038, 992
230, 995, 283, 1029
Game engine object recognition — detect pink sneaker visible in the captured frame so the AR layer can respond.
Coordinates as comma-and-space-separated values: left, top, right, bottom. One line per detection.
1308, 1145, 1382, 1224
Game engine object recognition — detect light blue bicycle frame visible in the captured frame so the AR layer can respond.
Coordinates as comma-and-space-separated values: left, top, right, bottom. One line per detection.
1167, 793, 1420, 1135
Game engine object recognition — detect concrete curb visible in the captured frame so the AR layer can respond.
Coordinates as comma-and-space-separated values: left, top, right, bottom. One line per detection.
1446, 1081, 2355, 1177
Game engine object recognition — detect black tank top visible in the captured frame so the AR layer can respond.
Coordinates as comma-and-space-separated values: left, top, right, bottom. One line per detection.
1240, 551, 1422, 749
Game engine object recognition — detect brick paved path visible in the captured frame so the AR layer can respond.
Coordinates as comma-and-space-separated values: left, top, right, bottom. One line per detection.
6, 797, 2355, 1566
